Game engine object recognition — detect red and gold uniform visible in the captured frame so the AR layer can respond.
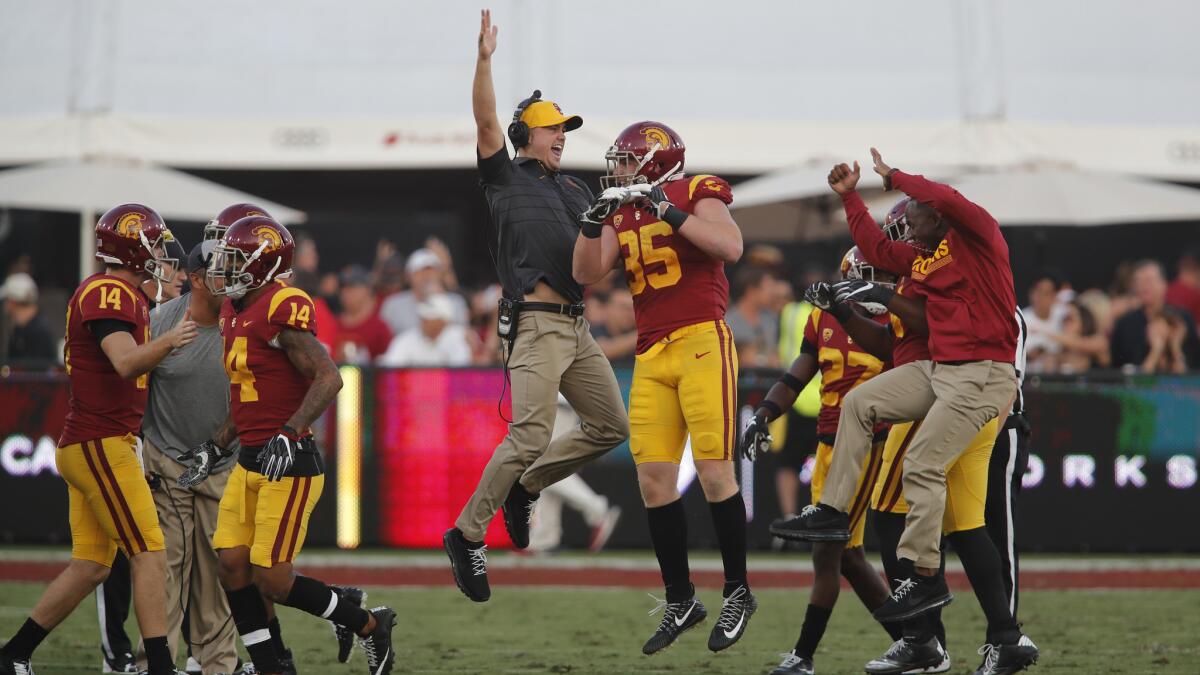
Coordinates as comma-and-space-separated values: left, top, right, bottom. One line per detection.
802, 308, 889, 547
57, 273, 164, 565
611, 174, 739, 464
871, 277, 997, 533
212, 281, 325, 568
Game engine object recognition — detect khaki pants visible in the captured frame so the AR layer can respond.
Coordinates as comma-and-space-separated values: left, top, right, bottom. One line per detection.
455, 311, 628, 541
822, 360, 1015, 568
143, 440, 239, 675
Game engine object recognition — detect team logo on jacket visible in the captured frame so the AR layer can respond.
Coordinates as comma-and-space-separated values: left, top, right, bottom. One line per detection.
641, 127, 671, 150
115, 212, 146, 238
911, 239, 954, 281
253, 225, 284, 251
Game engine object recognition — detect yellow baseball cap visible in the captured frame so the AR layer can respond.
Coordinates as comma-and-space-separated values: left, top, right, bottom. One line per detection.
520, 100, 582, 132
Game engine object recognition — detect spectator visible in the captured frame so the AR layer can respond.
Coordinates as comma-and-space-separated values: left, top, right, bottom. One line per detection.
378, 248, 468, 337
1046, 301, 1110, 373
288, 239, 339, 355
468, 284, 503, 365
1166, 248, 1200, 325
333, 265, 393, 363
726, 267, 780, 367
1023, 269, 1069, 373
423, 236, 461, 291
1111, 260, 1200, 372
375, 250, 406, 301
378, 294, 472, 367
1, 273, 54, 362
1076, 288, 1115, 339
591, 287, 637, 365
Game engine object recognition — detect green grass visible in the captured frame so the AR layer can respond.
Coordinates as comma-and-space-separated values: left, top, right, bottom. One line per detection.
2, 582, 1197, 674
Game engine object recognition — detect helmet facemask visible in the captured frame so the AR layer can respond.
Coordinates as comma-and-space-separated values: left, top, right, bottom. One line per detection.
207, 239, 281, 299
140, 230, 177, 285
601, 147, 644, 189
202, 219, 227, 242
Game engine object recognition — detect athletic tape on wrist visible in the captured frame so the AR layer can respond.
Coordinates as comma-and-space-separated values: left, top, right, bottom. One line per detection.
663, 205, 688, 231
779, 372, 805, 392
758, 399, 783, 421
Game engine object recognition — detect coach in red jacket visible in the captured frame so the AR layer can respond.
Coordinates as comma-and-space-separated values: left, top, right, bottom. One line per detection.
785, 150, 1020, 626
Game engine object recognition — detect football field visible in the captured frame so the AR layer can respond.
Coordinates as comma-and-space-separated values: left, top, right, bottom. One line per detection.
2, 553, 1198, 674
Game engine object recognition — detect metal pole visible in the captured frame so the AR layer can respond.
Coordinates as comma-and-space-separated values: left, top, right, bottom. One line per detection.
79, 207, 94, 283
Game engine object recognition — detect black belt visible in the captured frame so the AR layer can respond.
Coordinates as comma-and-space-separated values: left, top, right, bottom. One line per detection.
519, 301, 584, 317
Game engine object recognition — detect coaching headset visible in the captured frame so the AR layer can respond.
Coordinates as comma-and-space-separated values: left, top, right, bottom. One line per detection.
507, 89, 542, 148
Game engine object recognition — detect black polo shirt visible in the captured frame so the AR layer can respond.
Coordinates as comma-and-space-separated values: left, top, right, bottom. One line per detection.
478, 145, 593, 303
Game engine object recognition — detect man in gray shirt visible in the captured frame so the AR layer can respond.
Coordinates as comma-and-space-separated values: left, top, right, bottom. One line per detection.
139, 241, 241, 674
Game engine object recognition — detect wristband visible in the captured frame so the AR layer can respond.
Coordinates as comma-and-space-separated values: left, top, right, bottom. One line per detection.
758, 399, 783, 422
662, 205, 688, 231
581, 219, 603, 239
280, 425, 300, 440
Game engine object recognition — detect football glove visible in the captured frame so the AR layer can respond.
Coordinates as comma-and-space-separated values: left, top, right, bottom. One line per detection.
739, 414, 773, 462
177, 440, 231, 488
804, 282, 835, 310
640, 185, 689, 230
833, 279, 893, 316
257, 429, 298, 482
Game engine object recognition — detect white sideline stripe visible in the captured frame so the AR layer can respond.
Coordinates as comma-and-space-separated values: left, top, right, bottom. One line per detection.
322, 589, 339, 618
96, 584, 114, 660
241, 628, 271, 646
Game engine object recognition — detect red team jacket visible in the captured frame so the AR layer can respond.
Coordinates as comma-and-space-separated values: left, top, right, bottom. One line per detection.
60, 274, 152, 446
801, 308, 889, 437
606, 174, 734, 353
844, 172, 1018, 364
219, 282, 319, 447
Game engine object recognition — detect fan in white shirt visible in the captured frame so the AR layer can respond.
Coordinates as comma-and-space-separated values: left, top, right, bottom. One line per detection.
378, 293, 472, 367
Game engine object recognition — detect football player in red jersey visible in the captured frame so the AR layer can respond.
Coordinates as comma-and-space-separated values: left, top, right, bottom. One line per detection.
0, 204, 197, 675
740, 249, 907, 675
182, 216, 397, 675
573, 121, 753, 655
204, 202, 273, 242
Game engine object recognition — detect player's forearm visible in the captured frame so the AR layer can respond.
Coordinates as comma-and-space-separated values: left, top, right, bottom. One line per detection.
104, 333, 173, 380
755, 355, 818, 421
286, 371, 343, 433
473, 55, 503, 154
885, 293, 928, 335
677, 216, 743, 263
572, 235, 606, 285
211, 415, 238, 450
891, 171, 994, 240
842, 192, 916, 275
837, 310, 895, 362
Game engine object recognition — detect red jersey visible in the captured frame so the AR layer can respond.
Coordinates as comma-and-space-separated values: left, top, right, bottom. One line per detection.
801, 308, 888, 436
220, 282, 319, 446
60, 273, 152, 446
607, 174, 734, 353
889, 277, 932, 367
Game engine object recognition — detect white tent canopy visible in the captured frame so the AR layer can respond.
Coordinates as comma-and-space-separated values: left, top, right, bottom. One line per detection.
0, 158, 306, 280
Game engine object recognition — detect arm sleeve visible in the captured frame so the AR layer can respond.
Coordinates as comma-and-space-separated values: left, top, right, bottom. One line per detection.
891, 170, 999, 243
842, 191, 919, 275
87, 318, 135, 341
267, 288, 319, 336
477, 145, 513, 185
800, 312, 819, 357
687, 175, 734, 207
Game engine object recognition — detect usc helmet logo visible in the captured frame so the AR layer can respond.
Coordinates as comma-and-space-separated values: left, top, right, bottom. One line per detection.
115, 212, 146, 238
641, 127, 671, 150
252, 225, 284, 251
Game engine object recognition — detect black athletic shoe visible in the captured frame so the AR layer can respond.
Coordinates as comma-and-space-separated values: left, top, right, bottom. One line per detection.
973, 635, 1038, 675
770, 651, 815, 674
330, 585, 368, 663
872, 573, 953, 623
642, 597, 707, 655
707, 585, 757, 652
358, 606, 397, 675
501, 482, 538, 549
103, 650, 139, 673
770, 504, 850, 542
865, 637, 948, 674
0, 654, 35, 675
443, 528, 490, 602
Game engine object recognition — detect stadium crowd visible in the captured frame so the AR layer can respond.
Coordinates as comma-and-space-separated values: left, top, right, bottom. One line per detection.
4, 238, 1200, 376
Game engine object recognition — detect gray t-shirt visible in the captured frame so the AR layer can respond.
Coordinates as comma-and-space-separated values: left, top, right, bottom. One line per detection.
142, 294, 238, 470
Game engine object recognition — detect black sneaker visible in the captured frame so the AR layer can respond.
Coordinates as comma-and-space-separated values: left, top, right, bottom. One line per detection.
501, 481, 538, 549
872, 574, 953, 623
358, 606, 397, 675
443, 528, 490, 602
770, 651, 815, 674
707, 585, 757, 652
973, 635, 1038, 675
103, 650, 139, 673
865, 637, 948, 674
642, 597, 707, 655
330, 585, 368, 663
770, 504, 850, 542
0, 654, 35, 675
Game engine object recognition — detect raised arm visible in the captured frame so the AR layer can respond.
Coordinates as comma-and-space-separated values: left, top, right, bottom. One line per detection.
473, 9, 504, 158
871, 147, 997, 241
573, 225, 622, 285
828, 162, 918, 275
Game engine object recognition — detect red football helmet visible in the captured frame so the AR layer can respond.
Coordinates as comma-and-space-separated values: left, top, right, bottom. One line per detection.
204, 203, 273, 241
883, 197, 912, 242
840, 246, 897, 287
207, 216, 294, 298
600, 121, 686, 189
94, 203, 176, 282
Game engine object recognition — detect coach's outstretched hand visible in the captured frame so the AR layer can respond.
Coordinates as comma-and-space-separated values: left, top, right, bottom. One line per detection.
478, 9, 498, 61
870, 147, 896, 190
177, 439, 229, 488
740, 414, 772, 462
827, 162, 861, 195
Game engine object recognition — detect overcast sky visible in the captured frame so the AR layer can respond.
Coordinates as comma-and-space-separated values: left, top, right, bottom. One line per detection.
2, 0, 1197, 126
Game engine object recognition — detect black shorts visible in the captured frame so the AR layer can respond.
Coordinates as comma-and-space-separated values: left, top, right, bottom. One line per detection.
775, 409, 817, 472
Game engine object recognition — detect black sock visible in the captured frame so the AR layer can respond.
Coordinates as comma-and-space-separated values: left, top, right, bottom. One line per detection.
226, 584, 280, 673
646, 498, 692, 603
0, 618, 49, 660
872, 511, 906, 583
948, 527, 1019, 643
708, 493, 749, 596
268, 616, 287, 656
282, 575, 371, 634
880, 618, 905, 641
143, 636, 172, 675
793, 603, 832, 660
